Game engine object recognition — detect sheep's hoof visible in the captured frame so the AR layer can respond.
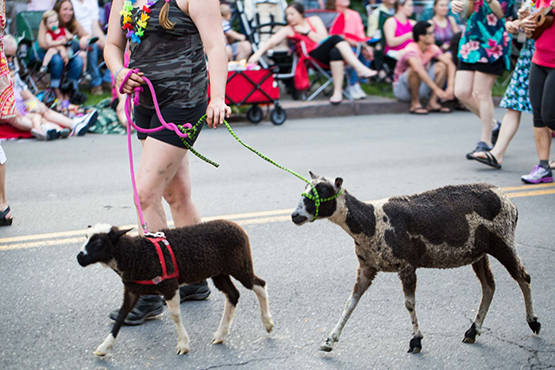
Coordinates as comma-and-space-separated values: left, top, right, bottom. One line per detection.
211, 334, 225, 345
408, 337, 422, 353
93, 350, 107, 357
319, 338, 335, 352
176, 343, 190, 355
463, 323, 478, 344
264, 319, 274, 333
528, 318, 541, 335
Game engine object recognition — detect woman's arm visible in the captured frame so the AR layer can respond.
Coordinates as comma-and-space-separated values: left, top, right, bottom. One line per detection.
485, 0, 505, 19
448, 16, 460, 34
105, 0, 144, 94
383, 17, 412, 48
306, 16, 328, 40
248, 26, 292, 63
188, 0, 231, 127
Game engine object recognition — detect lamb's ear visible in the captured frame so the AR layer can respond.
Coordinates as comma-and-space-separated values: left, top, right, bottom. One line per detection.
334, 177, 343, 189
309, 170, 318, 179
109, 227, 132, 243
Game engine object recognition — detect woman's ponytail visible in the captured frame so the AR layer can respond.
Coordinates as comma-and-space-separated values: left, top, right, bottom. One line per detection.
159, 0, 175, 30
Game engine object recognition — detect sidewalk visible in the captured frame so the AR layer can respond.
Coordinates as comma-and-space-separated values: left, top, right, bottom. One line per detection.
230, 93, 409, 124
280, 94, 408, 119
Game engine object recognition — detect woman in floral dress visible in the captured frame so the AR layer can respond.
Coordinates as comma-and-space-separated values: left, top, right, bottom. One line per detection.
471, 1, 537, 169
452, 0, 515, 159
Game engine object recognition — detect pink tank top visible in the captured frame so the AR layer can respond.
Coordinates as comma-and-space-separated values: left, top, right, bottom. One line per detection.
532, 0, 555, 68
385, 17, 413, 54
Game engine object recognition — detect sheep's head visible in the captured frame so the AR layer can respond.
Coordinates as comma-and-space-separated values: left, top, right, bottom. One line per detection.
77, 224, 131, 267
291, 171, 343, 225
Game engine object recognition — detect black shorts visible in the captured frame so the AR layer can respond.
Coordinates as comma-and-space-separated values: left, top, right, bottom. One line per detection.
133, 102, 207, 149
458, 58, 506, 76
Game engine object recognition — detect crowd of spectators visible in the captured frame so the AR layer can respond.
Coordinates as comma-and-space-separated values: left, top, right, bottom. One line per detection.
1, 0, 554, 184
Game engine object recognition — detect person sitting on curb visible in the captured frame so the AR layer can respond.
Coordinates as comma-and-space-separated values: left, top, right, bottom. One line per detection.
220, 3, 252, 62
392, 21, 454, 114
4, 35, 96, 139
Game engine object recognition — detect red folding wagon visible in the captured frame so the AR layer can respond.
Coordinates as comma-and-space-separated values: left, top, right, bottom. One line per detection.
224, 68, 286, 125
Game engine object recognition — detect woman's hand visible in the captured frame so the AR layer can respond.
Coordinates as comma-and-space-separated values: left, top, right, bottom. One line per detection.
520, 15, 536, 34
451, 0, 464, 14
205, 97, 231, 128
505, 19, 519, 34
518, 5, 531, 19
248, 52, 261, 64
116, 68, 145, 94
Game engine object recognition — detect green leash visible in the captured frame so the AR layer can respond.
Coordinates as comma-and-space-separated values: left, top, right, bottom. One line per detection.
177, 115, 343, 220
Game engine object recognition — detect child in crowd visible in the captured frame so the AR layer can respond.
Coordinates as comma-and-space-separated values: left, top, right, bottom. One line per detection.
220, 3, 252, 61
4, 35, 96, 139
39, 10, 87, 77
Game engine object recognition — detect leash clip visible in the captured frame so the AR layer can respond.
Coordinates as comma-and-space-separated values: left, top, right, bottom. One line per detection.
145, 231, 166, 238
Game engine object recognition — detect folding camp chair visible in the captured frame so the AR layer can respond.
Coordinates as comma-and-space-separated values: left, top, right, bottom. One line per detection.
297, 10, 352, 101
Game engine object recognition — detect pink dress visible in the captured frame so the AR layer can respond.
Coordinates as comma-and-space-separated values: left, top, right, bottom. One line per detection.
385, 17, 413, 54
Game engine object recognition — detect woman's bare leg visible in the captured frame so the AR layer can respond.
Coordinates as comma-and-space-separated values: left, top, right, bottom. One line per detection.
455, 70, 480, 116
473, 71, 498, 146
163, 152, 201, 228
335, 41, 376, 78
136, 138, 186, 233
473, 109, 521, 163
329, 60, 344, 103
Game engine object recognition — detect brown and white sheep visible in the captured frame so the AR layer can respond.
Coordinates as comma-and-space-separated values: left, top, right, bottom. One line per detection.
77, 220, 274, 356
291, 172, 541, 353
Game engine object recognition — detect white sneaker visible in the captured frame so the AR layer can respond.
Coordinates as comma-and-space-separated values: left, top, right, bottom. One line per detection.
347, 85, 362, 100
71, 110, 98, 136
354, 83, 367, 99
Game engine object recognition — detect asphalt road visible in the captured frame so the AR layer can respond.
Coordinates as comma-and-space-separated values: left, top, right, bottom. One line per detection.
0, 110, 554, 369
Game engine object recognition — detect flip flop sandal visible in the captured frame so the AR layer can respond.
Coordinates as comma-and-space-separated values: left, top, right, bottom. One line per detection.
410, 107, 428, 115
474, 152, 501, 169
439, 106, 452, 113
466, 141, 492, 160
0, 206, 13, 226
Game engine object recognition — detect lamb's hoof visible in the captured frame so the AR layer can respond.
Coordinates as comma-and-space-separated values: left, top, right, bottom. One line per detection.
264, 319, 274, 333
319, 337, 335, 352
528, 318, 541, 334
211, 333, 226, 345
463, 323, 478, 344
93, 350, 107, 357
408, 337, 422, 353
176, 343, 189, 355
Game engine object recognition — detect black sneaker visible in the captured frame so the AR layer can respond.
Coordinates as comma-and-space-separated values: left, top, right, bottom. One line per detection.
179, 280, 210, 303
491, 120, 501, 146
108, 295, 164, 326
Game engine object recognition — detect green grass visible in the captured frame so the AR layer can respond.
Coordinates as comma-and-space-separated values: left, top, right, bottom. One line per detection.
360, 82, 395, 99
84, 91, 112, 106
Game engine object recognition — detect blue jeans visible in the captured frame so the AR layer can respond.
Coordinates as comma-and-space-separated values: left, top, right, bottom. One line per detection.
346, 46, 371, 86
87, 43, 111, 87
33, 42, 83, 89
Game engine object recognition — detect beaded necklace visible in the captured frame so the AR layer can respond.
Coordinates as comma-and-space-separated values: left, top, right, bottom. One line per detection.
120, 0, 156, 44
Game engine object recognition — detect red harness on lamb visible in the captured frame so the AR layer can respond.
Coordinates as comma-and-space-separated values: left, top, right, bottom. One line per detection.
133, 234, 179, 285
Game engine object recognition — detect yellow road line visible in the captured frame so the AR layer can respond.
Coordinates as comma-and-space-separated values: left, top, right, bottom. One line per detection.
1, 184, 553, 251
506, 188, 555, 198
501, 183, 555, 192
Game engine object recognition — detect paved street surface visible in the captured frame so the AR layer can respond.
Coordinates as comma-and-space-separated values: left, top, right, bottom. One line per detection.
1, 110, 554, 369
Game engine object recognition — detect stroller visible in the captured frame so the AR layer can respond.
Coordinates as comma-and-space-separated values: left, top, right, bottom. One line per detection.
234, 0, 301, 100
220, 1, 290, 125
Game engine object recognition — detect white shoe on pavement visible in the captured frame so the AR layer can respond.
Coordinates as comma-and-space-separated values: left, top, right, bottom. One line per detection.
353, 83, 367, 99
347, 85, 363, 100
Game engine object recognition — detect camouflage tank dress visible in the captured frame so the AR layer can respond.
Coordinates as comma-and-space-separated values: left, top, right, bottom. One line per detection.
125, 0, 208, 148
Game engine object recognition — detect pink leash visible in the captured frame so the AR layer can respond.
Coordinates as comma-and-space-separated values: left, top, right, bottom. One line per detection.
121, 68, 193, 233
